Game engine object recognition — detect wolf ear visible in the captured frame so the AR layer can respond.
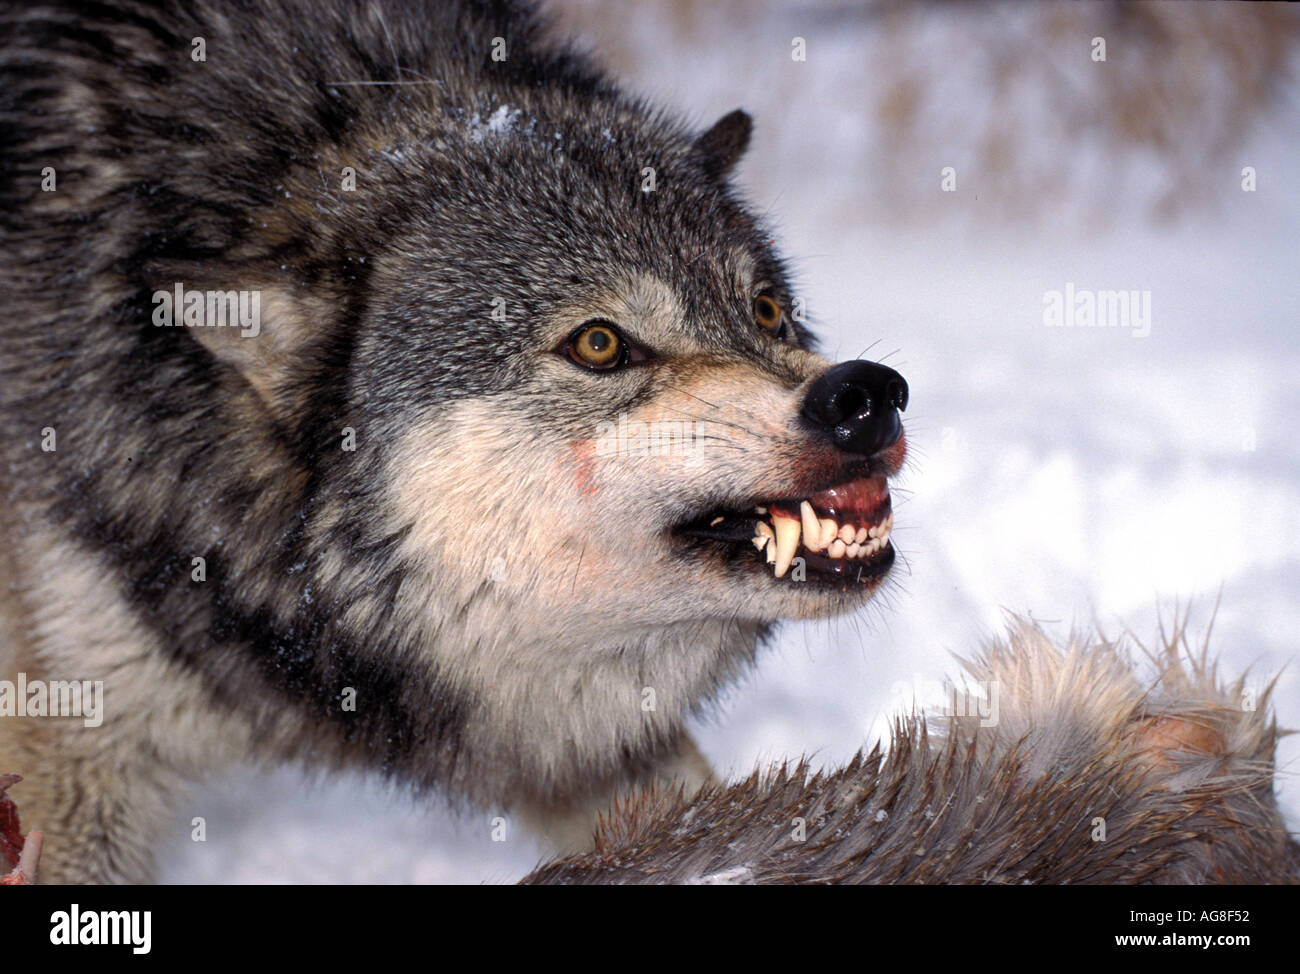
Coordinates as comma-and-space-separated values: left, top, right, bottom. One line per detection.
191, 287, 317, 418
692, 109, 752, 179
151, 271, 323, 422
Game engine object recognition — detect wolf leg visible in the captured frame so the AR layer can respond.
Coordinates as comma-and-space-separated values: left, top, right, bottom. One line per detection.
0, 525, 250, 884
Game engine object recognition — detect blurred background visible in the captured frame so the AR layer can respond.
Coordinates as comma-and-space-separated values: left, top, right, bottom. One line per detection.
161, 0, 1300, 882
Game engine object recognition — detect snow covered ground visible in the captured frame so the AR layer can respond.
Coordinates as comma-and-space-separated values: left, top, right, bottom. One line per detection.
159, 2, 1298, 883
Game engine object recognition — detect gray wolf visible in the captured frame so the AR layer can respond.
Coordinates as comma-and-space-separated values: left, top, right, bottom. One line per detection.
0, 0, 906, 882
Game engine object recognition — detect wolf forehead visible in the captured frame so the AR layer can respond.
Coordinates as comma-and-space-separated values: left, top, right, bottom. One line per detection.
360, 103, 797, 347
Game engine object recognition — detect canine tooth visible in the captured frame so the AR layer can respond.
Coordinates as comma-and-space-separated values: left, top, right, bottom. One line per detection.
771, 512, 801, 578
818, 518, 837, 549
855, 527, 868, 545
764, 539, 776, 564
838, 524, 855, 544
846, 543, 860, 558
799, 501, 823, 551
829, 539, 847, 558
710, 516, 724, 527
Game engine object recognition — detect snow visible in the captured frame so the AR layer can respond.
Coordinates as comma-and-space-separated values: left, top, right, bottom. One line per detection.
158, 2, 1298, 884
688, 865, 755, 885
466, 104, 525, 143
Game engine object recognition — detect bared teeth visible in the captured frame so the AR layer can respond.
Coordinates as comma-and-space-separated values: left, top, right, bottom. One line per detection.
800, 501, 824, 552
748, 504, 893, 574
771, 511, 801, 578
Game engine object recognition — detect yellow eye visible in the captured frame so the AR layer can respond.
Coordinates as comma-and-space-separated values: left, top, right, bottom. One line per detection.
754, 293, 782, 333
568, 322, 624, 369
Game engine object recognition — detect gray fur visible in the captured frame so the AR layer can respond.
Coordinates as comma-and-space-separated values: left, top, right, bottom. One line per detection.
524, 618, 1299, 884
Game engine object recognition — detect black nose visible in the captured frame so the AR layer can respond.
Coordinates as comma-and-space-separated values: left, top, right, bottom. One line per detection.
800, 360, 908, 456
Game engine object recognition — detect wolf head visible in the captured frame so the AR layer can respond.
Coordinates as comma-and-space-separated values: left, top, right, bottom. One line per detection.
368, 102, 906, 624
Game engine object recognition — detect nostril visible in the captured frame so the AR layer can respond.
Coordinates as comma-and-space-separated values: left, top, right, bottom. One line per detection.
887, 378, 908, 412
832, 384, 868, 423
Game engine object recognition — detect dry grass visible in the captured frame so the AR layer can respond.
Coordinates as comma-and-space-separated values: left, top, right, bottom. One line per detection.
546, 0, 1299, 226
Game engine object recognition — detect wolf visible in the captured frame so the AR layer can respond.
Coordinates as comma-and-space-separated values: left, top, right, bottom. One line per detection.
0, 0, 908, 882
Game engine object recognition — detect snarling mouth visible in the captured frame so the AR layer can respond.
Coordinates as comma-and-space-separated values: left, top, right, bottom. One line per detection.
675, 475, 894, 586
